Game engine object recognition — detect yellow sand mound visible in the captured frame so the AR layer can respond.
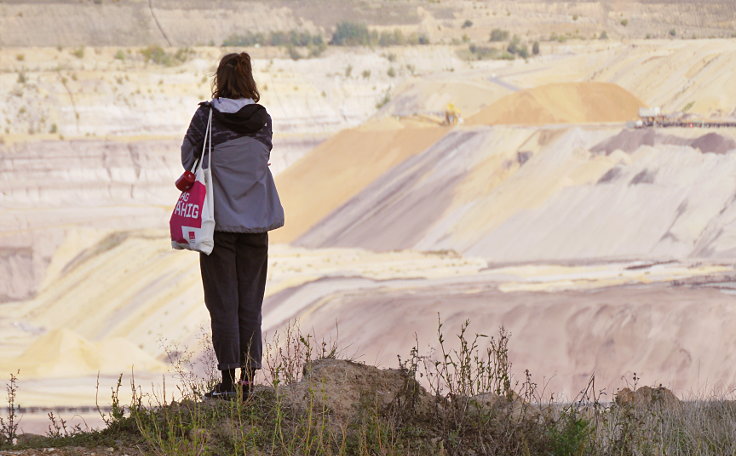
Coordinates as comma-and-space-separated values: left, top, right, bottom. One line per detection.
12, 329, 167, 378
272, 120, 447, 243
467, 82, 645, 125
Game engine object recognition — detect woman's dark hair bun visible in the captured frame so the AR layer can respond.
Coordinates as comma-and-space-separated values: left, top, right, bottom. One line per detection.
212, 52, 260, 102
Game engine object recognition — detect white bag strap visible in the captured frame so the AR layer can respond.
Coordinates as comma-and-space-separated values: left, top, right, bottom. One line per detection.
190, 107, 213, 172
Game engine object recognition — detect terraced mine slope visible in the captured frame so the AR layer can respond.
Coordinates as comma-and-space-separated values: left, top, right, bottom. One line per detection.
3, 28, 736, 434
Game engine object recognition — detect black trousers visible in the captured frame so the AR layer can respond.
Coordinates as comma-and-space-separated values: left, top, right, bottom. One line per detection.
199, 231, 268, 371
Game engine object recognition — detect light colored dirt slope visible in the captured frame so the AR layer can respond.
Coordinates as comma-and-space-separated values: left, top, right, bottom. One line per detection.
267, 271, 736, 399
466, 82, 645, 125
296, 126, 615, 251
466, 131, 736, 261
9, 328, 167, 378
489, 39, 736, 119
595, 40, 736, 117
378, 76, 507, 119
272, 120, 447, 242
0, 46, 409, 141
297, 125, 736, 262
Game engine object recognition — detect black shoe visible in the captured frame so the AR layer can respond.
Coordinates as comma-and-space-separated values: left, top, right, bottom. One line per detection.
204, 383, 237, 400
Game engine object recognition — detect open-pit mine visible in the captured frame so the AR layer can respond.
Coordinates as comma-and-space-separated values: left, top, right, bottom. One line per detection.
2, 0, 736, 435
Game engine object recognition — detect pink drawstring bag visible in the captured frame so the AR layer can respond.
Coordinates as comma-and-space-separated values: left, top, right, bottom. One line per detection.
170, 108, 215, 255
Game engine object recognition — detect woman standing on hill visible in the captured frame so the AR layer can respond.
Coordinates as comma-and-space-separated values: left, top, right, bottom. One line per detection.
180, 52, 284, 400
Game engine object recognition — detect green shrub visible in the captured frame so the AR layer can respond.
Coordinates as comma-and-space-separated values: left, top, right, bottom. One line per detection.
468, 44, 498, 60
224, 30, 323, 48
549, 411, 593, 456
378, 29, 406, 46
139, 46, 192, 66
376, 90, 391, 109
286, 45, 301, 60
140, 45, 167, 64
490, 28, 510, 42
330, 21, 371, 46
307, 41, 327, 57
506, 35, 521, 54
329, 23, 427, 47
505, 35, 529, 58
0, 372, 19, 447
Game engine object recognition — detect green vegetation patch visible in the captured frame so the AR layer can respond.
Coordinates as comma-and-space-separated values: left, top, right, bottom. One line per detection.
139, 46, 193, 67
330, 22, 429, 47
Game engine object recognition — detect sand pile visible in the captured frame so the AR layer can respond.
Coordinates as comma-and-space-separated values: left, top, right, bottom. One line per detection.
10, 329, 166, 377
616, 386, 681, 409
691, 132, 736, 154
591, 129, 660, 154
285, 359, 431, 425
467, 82, 644, 125
592, 130, 736, 155
272, 120, 447, 243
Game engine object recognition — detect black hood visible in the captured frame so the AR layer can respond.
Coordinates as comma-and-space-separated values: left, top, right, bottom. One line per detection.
201, 101, 268, 135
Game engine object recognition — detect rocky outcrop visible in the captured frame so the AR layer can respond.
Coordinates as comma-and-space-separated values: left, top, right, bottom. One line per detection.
284, 358, 432, 425
616, 386, 681, 409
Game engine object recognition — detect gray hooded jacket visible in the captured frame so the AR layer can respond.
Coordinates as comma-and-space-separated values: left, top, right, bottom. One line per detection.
181, 98, 284, 233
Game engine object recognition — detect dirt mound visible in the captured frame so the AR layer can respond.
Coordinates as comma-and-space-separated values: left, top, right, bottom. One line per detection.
615, 386, 681, 409
592, 130, 736, 155
467, 82, 644, 125
285, 359, 431, 425
691, 132, 736, 154
591, 129, 660, 154
12, 328, 166, 377
272, 121, 446, 243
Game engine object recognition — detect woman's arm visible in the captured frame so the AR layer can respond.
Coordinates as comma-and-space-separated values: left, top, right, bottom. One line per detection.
180, 106, 208, 170
253, 112, 273, 152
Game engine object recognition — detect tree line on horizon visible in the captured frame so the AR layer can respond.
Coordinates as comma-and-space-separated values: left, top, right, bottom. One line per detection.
223, 21, 430, 50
